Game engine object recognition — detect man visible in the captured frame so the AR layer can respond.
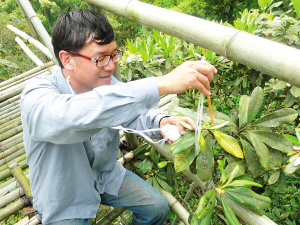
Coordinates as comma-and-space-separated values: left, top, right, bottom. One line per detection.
21, 8, 217, 225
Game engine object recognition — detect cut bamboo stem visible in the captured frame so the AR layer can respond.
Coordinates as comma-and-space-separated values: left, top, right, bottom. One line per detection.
161, 190, 189, 225
7, 162, 32, 199
15, 37, 44, 67
0, 100, 20, 114
96, 207, 126, 225
0, 105, 20, 118
0, 144, 24, 161
0, 108, 20, 121
0, 187, 25, 208
0, 151, 26, 170
207, 95, 214, 123
157, 94, 177, 108
7, 25, 54, 61
0, 159, 27, 181
0, 198, 24, 221
0, 95, 21, 108
0, 112, 21, 126
0, 136, 23, 153
15, 214, 40, 225
118, 151, 134, 165
0, 125, 23, 142
0, 173, 30, 196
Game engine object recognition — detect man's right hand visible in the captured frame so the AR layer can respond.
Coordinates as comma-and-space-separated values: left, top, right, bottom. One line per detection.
155, 60, 217, 96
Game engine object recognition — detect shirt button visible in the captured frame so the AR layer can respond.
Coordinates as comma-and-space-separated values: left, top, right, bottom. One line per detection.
146, 104, 150, 109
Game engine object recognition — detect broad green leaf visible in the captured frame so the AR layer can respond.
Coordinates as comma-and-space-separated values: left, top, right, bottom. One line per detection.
169, 106, 196, 121
227, 180, 263, 188
224, 160, 247, 179
157, 176, 173, 193
258, 0, 273, 9
248, 87, 264, 123
295, 128, 300, 142
273, 81, 287, 90
278, 170, 287, 193
240, 138, 263, 178
223, 165, 240, 188
140, 158, 153, 174
269, 148, 283, 169
251, 130, 293, 153
239, 96, 250, 128
212, 130, 244, 159
197, 137, 214, 182
170, 130, 195, 154
157, 161, 168, 169
252, 108, 298, 127
248, 132, 270, 170
209, 121, 229, 130
291, 0, 300, 18
0, 58, 19, 69
268, 170, 280, 185
284, 134, 300, 146
291, 86, 300, 98
283, 159, 300, 175
218, 160, 227, 184
174, 145, 196, 172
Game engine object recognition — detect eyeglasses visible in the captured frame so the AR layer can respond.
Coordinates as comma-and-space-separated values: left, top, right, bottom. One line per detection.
69, 49, 123, 67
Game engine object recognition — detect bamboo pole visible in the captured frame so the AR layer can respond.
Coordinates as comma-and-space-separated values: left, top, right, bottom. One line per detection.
0, 154, 26, 173
15, 37, 44, 67
0, 125, 22, 142
0, 187, 25, 208
0, 100, 20, 114
0, 149, 26, 169
148, 142, 277, 225
0, 137, 24, 153
16, 0, 57, 65
0, 105, 20, 118
96, 207, 126, 225
0, 62, 54, 89
7, 162, 32, 199
0, 95, 21, 108
83, 0, 300, 87
0, 159, 27, 181
161, 190, 189, 225
7, 25, 54, 61
0, 173, 30, 196
157, 94, 177, 108
0, 112, 21, 126
0, 144, 24, 161
0, 198, 24, 221
0, 108, 20, 121
0, 120, 22, 135
15, 215, 40, 225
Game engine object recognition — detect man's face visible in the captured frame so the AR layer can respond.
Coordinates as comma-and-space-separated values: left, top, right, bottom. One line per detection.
69, 40, 118, 94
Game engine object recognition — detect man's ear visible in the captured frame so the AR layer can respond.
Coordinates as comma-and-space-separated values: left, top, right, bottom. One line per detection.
59, 50, 74, 71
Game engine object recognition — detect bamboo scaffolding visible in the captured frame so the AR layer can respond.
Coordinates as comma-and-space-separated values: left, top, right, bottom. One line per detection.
0, 101, 20, 114
161, 190, 189, 225
14, 214, 40, 225
16, 0, 57, 65
0, 187, 25, 209
0, 173, 30, 196
0, 150, 26, 169
96, 207, 126, 225
0, 125, 22, 143
0, 105, 20, 118
8, 162, 32, 199
0, 112, 21, 126
7, 25, 54, 61
83, 0, 300, 87
15, 37, 44, 67
0, 136, 24, 153
148, 141, 277, 225
0, 108, 20, 122
0, 159, 27, 181
0, 95, 21, 108
0, 144, 24, 161
0, 120, 22, 135
0, 62, 54, 89
0, 198, 24, 221
0, 154, 26, 173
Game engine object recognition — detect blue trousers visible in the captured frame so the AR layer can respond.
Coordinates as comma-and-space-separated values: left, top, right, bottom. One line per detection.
39, 170, 168, 225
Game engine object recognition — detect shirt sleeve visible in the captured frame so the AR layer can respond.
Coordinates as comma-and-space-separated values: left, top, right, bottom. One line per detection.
21, 76, 160, 144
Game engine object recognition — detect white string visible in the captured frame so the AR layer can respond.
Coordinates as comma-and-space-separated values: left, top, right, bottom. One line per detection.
195, 94, 204, 155
111, 125, 167, 146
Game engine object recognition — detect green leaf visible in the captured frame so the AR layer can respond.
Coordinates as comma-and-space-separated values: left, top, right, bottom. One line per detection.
197, 136, 214, 182
218, 160, 227, 184
295, 128, 300, 142
251, 130, 293, 153
268, 170, 280, 185
258, 0, 273, 9
174, 145, 196, 172
0, 58, 19, 69
248, 132, 270, 170
248, 87, 264, 123
212, 130, 244, 159
223, 165, 240, 188
157, 161, 168, 169
252, 108, 298, 127
284, 134, 300, 146
157, 176, 173, 193
140, 158, 153, 174
227, 180, 263, 188
273, 81, 287, 90
224, 161, 247, 179
291, 0, 300, 18
278, 170, 287, 193
240, 138, 263, 178
239, 96, 250, 128
170, 130, 195, 154
269, 148, 283, 169
291, 86, 300, 98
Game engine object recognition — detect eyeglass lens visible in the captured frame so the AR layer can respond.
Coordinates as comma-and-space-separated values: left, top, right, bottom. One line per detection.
97, 51, 123, 67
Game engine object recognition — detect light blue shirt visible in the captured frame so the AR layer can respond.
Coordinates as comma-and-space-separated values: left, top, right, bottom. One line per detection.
21, 68, 168, 224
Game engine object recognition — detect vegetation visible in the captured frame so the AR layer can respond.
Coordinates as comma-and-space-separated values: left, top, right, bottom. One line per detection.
0, 0, 300, 224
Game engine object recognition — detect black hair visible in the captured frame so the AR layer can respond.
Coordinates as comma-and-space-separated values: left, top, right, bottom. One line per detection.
51, 8, 115, 67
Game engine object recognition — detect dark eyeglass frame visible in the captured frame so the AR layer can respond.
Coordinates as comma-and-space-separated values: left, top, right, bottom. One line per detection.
69, 49, 123, 67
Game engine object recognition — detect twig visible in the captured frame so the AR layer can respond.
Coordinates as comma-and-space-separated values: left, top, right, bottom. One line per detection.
207, 95, 214, 123
174, 184, 192, 213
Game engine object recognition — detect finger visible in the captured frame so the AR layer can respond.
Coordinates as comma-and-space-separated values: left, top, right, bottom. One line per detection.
194, 63, 216, 82
192, 77, 211, 96
180, 117, 196, 130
